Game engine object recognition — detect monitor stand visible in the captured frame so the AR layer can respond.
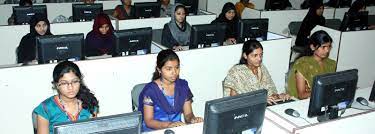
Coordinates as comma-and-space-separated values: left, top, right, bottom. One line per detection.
317, 106, 339, 122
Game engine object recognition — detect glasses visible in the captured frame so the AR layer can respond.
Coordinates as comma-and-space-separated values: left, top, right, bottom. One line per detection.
57, 80, 81, 88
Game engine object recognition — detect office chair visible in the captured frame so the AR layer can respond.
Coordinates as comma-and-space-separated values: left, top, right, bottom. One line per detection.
325, 19, 342, 30
131, 83, 146, 111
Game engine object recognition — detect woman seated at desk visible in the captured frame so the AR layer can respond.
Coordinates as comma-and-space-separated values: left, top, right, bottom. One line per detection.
17, 14, 53, 64
211, 2, 239, 45
33, 61, 99, 134
138, 49, 203, 132
113, 0, 135, 20
288, 30, 336, 100
223, 40, 290, 105
161, 4, 191, 51
235, 0, 254, 18
160, 0, 173, 17
347, 0, 375, 30
295, 1, 325, 51
85, 13, 115, 57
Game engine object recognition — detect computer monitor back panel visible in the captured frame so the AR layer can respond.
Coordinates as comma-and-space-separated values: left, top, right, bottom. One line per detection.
134, 2, 160, 18
190, 24, 226, 49
308, 69, 358, 118
113, 27, 152, 56
54, 111, 142, 134
175, 0, 198, 15
340, 11, 368, 31
265, 0, 289, 10
203, 89, 267, 134
369, 81, 375, 102
72, 3, 103, 22
239, 19, 269, 43
13, 5, 47, 25
37, 33, 84, 64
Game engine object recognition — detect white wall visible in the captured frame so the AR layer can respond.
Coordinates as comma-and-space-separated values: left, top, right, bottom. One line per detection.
336, 29, 375, 89
0, 36, 291, 134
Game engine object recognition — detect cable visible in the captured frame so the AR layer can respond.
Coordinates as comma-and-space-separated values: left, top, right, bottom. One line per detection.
351, 107, 373, 111
299, 117, 312, 125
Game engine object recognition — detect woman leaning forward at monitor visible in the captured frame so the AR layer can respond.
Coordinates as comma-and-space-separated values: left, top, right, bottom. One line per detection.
223, 40, 290, 105
287, 30, 336, 100
138, 49, 203, 132
33, 61, 99, 134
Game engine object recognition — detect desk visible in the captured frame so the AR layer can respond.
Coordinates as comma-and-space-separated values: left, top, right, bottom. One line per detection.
266, 87, 375, 134
144, 117, 289, 134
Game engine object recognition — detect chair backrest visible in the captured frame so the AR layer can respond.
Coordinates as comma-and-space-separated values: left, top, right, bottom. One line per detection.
288, 21, 302, 36
368, 15, 375, 25
325, 19, 342, 30
131, 83, 146, 111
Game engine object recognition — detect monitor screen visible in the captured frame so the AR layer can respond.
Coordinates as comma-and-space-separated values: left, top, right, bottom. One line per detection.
113, 27, 152, 56
308, 69, 358, 122
325, 0, 352, 8
36, 33, 84, 64
72, 3, 103, 22
238, 18, 269, 43
339, 11, 368, 31
175, 0, 199, 15
190, 23, 226, 49
203, 89, 268, 134
134, 2, 160, 18
54, 111, 142, 134
12, 5, 47, 25
265, 0, 291, 10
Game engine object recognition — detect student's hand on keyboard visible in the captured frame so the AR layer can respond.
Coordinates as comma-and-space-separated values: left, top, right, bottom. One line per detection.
267, 93, 292, 105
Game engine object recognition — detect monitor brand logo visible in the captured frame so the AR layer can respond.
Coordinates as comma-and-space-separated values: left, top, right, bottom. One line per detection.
251, 27, 259, 30
334, 87, 345, 92
145, 9, 152, 12
206, 33, 215, 37
56, 46, 68, 50
27, 13, 35, 16
84, 11, 92, 14
129, 39, 139, 43
234, 113, 248, 120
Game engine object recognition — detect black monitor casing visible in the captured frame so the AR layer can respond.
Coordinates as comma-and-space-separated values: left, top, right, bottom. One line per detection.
134, 2, 161, 18
340, 11, 369, 31
72, 3, 103, 22
13, 5, 47, 25
53, 111, 142, 134
190, 23, 226, 49
203, 89, 268, 134
36, 33, 84, 64
238, 18, 269, 43
308, 69, 358, 121
113, 27, 152, 56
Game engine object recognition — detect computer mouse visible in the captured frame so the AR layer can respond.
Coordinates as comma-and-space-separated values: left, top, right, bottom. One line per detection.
164, 129, 175, 134
285, 108, 300, 118
356, 97, 369, 106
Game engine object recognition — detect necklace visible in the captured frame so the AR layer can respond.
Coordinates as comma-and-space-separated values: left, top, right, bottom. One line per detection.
57, 95, 81, 121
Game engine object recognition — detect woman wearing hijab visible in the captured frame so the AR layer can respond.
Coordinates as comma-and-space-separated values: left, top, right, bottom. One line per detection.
211, 2, 240, 45
295, 1, 325, 50
113, 0, 136, 20
85, 13, 115, 57
16, 14, 52, 64
161, 4, 191, 51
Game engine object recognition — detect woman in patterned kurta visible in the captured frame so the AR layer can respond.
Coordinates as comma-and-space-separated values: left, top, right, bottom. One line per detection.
287, 30, 336, 99
223, 40, 290, 105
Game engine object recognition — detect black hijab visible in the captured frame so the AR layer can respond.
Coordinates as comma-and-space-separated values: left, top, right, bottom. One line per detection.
16, 14, 52, 64
295, 2, 325, 47
211, 2, 239, 39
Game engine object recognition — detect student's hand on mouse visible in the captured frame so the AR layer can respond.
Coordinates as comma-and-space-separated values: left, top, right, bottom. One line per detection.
226, 38, 237, 45
190, 117, 203, 123
168, 121, 185, 128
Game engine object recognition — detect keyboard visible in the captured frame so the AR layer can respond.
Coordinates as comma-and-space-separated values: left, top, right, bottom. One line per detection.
267, 99, 296, 106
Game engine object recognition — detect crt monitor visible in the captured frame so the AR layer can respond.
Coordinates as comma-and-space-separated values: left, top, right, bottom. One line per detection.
113, 27, 152, 56
54, 111, 142, 134
72, 3, 103, 22
339, 11, 368, 31
175, 0, 199, 15
265, 0, 292, 10
36, 33, 84, 64
325, 0, 352, 8
203, 89, 268, 134
238, 18, 269, 43
190, 23, 226, 49
134, 2, 161, 18
12, 5, 47, 25
308, 69, 358, 122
